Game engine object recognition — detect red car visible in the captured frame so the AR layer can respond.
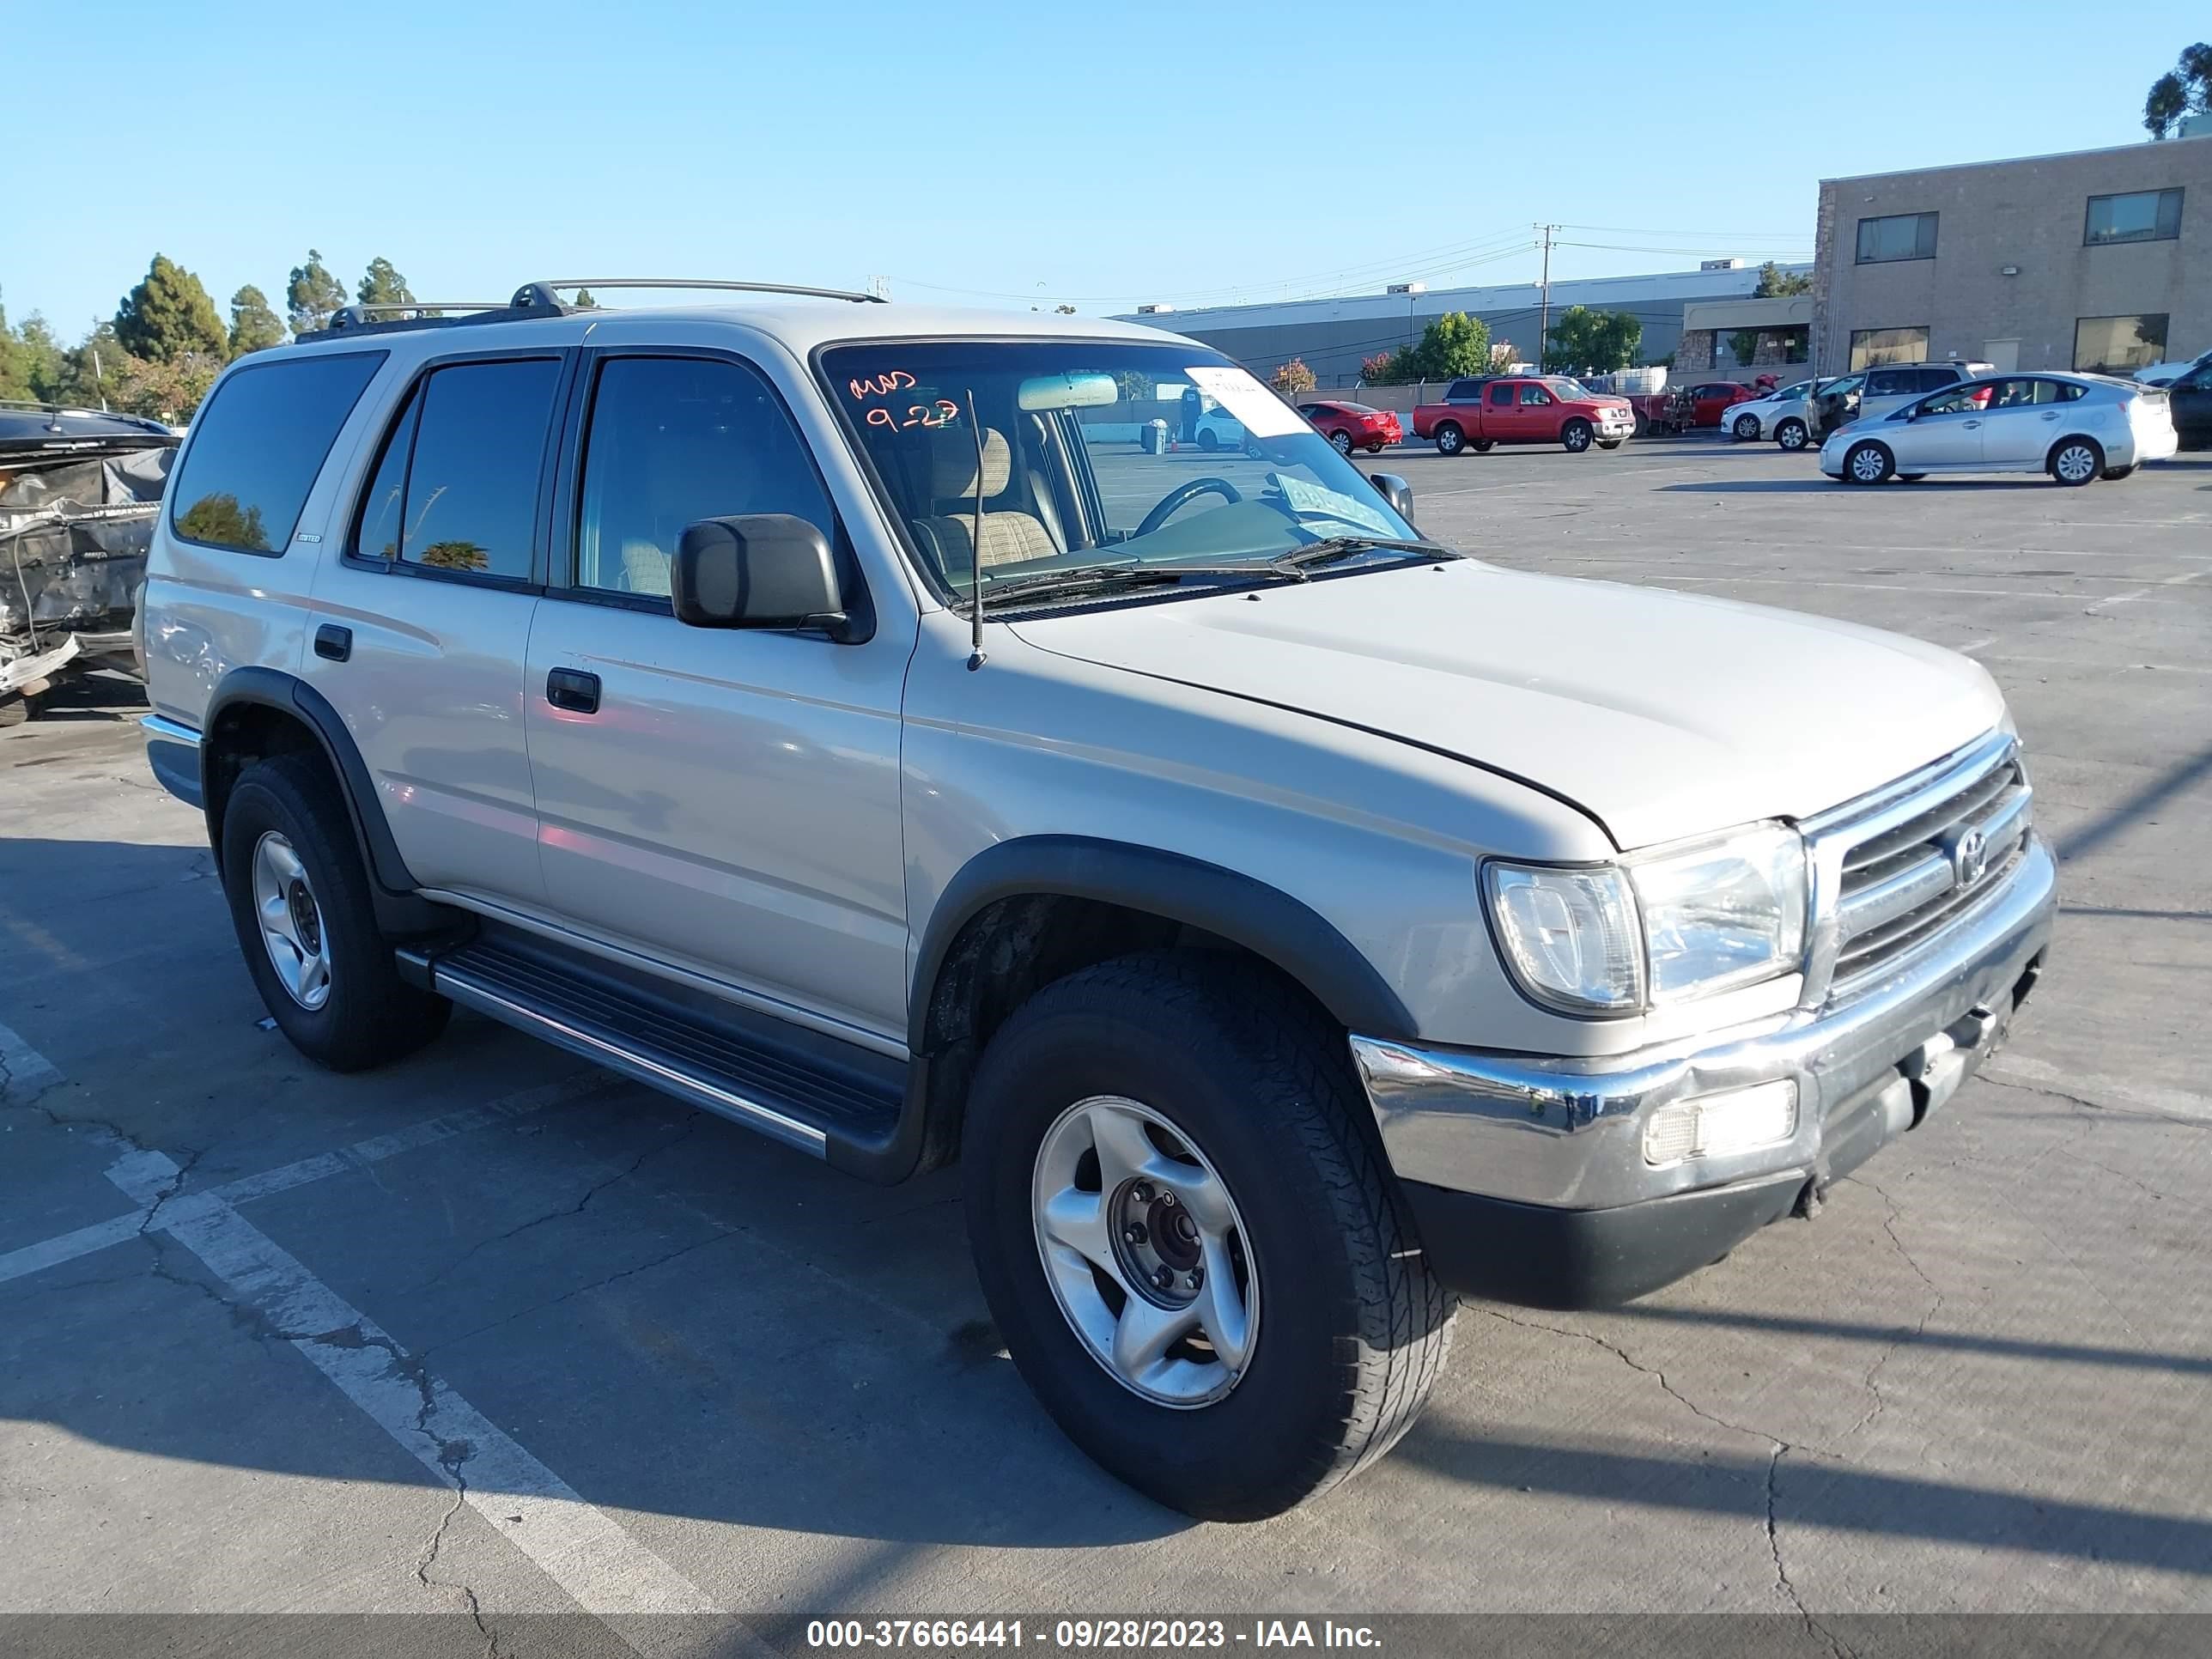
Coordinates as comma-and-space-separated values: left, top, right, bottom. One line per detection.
1297, 398, 1402, 454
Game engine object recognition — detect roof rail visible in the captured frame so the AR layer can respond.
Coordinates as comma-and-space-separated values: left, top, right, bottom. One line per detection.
520, 278, 887, 306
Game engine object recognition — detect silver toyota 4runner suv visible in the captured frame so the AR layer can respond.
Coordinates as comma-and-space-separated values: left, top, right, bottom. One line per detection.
140, 280, 2056, 1520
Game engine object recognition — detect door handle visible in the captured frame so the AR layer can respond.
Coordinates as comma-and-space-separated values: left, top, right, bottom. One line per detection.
313, 624, 352, 662
545, 667, 601, 714
2040, 411, 2060, 420
1962, 421, 1981, 429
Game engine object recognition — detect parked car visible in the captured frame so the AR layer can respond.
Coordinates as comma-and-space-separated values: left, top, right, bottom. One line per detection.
1191, 405, 1261, 455
140, 282, 2056, 1521
1619, 380, 1758, 438
2164, 359, 2212, 447
2131, 347, 2212, 388
1297, 398, 1402, 454
1412, 374, 1635, 454
1820, 371, 2178, 485
1813, 361, 1994, 435
1725, 380, 1816, 443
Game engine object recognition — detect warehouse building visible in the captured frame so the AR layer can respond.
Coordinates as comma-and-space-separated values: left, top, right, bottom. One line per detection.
1116, 263, 1807, 387
1813, 135, 2212, 375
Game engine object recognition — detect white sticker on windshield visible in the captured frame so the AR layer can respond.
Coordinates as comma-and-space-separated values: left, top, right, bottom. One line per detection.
1272, 475, 1398, 536
1185, 365, 1305, 438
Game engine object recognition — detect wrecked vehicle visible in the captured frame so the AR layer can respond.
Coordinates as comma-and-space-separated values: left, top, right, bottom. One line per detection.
1, 402, 179, 724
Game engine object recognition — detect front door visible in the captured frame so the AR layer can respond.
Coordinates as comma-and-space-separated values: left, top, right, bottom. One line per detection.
304, 351, 568, 906
522, 349, 912, 1043
1899, 381, 1991, 469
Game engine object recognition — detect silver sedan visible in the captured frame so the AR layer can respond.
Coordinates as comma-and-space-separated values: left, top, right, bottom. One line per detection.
1820, 372, 2179, 486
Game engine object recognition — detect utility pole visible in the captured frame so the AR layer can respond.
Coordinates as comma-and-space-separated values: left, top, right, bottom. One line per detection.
1534, 224, 1559, 372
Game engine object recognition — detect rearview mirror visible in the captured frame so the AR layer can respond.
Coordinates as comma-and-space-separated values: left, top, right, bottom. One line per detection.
1368, 472, 1415, 521
672, 514, 859, 641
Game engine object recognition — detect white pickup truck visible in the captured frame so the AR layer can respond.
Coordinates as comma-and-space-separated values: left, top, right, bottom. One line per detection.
138, 281, 2056, 1520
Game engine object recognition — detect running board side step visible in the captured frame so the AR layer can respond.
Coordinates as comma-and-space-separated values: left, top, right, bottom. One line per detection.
397, 934, 908, 1170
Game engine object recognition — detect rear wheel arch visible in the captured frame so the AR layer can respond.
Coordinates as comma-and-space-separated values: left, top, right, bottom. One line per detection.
906, 838, 1416, 1168
202, 668, 447, 934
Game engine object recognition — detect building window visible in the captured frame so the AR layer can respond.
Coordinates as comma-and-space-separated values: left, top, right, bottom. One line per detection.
1855, 212, 1938, 264
2084, 188, 2184, 246
2073, 314, 2169, 374
1848, 326, 1929, 369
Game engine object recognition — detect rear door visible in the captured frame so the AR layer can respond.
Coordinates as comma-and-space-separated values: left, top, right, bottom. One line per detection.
1484, 379, 1522, 440
521, 348, 911, 1040
1857, 367, 1920, 422
1981, 377, 2084, 465
306, 349, 568, 905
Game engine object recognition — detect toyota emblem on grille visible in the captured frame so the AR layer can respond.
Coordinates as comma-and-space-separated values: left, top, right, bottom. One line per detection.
1952, 827, 1989, 887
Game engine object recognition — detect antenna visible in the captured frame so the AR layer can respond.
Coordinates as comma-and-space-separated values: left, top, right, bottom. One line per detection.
964, 389, 987, 671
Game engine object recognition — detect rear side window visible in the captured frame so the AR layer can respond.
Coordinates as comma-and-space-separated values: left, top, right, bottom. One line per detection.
1487, 382, 1515, 407
358, 358, 561, 580
169, 351, 386, 553
1916, 368, 1958, 392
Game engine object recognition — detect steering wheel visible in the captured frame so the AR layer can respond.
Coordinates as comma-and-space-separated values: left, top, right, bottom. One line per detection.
1134, 476, 1242, 539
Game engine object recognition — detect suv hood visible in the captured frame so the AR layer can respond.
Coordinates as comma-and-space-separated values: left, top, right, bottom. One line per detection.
1008, 560, 2003, 849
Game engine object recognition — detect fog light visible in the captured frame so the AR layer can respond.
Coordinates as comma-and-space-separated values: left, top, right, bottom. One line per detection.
1642, 1081, 1799, 1166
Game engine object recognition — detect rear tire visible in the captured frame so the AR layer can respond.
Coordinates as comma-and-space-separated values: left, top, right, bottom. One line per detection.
1561, 418, 1593, 453
1433, 423, 1465, 456
0, 694, 28, 729
1328, 430, 1353, 456
1196, 430, 1218, 453
1775, 418, 1808, 451
2049, 437, 2102, 485
219, 753, 450, 1072
962, 952, 1456, 1522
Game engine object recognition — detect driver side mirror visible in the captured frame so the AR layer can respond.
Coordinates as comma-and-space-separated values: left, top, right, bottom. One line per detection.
672, 514, 860, 642
1369, 472, 1415, 521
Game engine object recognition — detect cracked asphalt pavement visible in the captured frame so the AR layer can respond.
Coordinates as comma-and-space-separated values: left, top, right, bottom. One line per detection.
3, 440, 2208, 1644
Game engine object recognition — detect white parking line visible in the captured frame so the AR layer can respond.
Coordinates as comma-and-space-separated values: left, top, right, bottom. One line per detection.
5, 1022, 760, 1654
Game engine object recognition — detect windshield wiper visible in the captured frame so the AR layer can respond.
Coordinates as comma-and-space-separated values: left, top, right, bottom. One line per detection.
1272, 536, 1460, 571
976, 559, 1310, 610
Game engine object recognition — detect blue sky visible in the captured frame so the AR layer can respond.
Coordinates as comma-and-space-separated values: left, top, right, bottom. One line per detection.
9, 1, 2203, 333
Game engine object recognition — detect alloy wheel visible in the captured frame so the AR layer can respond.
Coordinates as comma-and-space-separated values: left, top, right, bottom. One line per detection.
251, 831, 331, 1010
2055, 443, 2098, 483
1031, 1095, 1259, 1408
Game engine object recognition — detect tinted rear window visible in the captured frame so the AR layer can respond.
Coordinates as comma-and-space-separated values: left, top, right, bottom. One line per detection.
169, 352, 386, 553
397, 359, 562, 580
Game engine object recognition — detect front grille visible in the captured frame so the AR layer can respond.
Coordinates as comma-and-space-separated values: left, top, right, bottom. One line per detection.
1820, 738, 2032, 998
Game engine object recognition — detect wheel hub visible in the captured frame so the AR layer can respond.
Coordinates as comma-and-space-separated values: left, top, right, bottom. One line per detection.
250, 830, 333, 1012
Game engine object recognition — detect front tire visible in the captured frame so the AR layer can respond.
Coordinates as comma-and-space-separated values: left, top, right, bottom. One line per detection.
1561, 418, 1593, 453
1433, 422, 1465, 456
1733, 413, 1762, 441
962, 953, 1455, 1521
1775, 417, 1808, 451
1844, 440, 1894, 485
220, 753, 450, 1072
2049, 437, 2102, 485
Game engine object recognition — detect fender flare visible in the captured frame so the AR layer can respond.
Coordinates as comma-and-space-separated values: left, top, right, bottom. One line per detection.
908, 835, 1418, 1049
202, 667, 437, 927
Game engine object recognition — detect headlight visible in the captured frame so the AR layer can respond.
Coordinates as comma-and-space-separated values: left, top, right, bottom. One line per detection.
1485, 823, 1808, 1015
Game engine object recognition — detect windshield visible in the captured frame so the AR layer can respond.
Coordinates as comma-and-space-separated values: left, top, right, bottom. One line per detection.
820, 340, 1419, 599
1546, 378, 1595, 399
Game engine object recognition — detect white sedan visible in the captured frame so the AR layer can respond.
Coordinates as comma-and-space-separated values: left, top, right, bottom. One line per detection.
1821, 372, 2177, 486
1192, 408, 1264, 456
1723, 380, 1818, 447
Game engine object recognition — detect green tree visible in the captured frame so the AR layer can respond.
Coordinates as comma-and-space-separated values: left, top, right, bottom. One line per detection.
1271, 356, 1316, 394
1401, 311, 1492, 381
175, 494, 270, 550
228, 285, 286, 355
113, 255, 229, 364
1544, 307, 1642, 374
2144, 42, 2212, 137
356, 257, 416, 315
1752, 260, 1812, 298
287, 248, 348, 335
570, 288, 599, 309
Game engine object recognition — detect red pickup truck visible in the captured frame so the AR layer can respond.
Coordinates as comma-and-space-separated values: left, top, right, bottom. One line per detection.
1411, 375, 1636, 456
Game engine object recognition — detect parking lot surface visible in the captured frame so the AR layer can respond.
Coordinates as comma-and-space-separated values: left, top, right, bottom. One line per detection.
4, 438, 2209, 1644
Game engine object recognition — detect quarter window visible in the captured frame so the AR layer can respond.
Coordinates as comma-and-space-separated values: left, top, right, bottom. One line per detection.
2084, 188, 2184, 246
386, 359, 562, 580
169, 351, 385, 554
2073, 314, 2169, 374
1848, 326, 1929, 370
1854, 212, 1939, 264
574, 356, 835, 599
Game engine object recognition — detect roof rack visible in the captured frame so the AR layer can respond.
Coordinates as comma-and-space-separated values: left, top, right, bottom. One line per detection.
312, 276, 885, 338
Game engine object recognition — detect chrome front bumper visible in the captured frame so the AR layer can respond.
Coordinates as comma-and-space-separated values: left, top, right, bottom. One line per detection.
1352, 832, 2057, 1213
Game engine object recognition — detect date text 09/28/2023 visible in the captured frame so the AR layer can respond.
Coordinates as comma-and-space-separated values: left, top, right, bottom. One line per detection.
805, 1619, 1384, 1650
